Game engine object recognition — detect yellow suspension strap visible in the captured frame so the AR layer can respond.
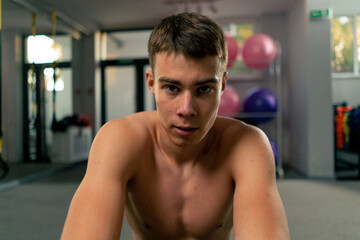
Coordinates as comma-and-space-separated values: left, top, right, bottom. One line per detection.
0, 0, 3, 146
32, 13, 36, 36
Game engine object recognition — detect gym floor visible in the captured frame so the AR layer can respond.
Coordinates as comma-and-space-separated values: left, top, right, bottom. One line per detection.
0, 162, 359, 240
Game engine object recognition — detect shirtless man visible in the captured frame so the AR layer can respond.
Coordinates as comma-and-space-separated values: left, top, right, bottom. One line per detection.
61, 12, 289, 240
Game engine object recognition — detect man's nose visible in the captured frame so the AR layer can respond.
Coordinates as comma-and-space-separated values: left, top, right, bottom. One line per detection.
177, 91, 197, 118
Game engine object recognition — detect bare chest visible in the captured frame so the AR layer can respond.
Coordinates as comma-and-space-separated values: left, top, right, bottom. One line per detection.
125, 156, 234, 239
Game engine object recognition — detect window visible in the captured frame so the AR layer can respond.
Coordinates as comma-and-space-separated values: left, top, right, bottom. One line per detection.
25, 35, 72, 63
331, 15, 360, 77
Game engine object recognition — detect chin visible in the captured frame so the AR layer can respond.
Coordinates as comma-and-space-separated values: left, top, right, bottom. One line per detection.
171, 132, 207, 148
170, 135, 195, 148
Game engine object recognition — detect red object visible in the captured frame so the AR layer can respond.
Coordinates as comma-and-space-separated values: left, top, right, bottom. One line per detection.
335, 105, 352, 149
225, 35, 238, 69
218, 85, 241, 118
241, 33, 277, 69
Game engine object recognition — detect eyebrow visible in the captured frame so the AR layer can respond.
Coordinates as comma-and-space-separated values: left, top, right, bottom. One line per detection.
158, 77, 219, 86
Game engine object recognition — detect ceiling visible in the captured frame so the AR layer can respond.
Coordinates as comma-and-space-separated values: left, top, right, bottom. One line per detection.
3, 0, 295, 36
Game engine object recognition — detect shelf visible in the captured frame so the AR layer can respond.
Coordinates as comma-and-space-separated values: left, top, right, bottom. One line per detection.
335, 149, 360, 179
236, 112, 279, 119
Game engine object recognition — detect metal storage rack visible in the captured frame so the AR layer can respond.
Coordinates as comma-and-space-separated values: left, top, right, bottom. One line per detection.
333, 104, 360, 179
234, 41, 284, 178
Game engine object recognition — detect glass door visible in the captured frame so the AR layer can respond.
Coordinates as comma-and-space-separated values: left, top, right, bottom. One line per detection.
105, 66, 136, 121
25, 64, 72, 162
101, 59, 154, 124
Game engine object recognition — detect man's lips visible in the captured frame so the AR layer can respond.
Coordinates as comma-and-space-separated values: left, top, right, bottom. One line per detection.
173, 126, 199, 136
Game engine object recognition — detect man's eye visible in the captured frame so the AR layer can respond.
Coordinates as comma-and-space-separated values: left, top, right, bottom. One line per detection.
198, 86, 212, 94
165, 85, 179, 93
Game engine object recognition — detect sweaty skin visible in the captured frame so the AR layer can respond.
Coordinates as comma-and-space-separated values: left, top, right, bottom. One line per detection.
61, 53, 289, 240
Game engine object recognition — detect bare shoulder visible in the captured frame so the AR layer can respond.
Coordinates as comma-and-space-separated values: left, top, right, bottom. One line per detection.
92, 111, 155, 156
96, 111, 155, 144
215, 117, 275, 181
216, 120, 289, 239
86, 111, 156, 182
215, 116, 269, 149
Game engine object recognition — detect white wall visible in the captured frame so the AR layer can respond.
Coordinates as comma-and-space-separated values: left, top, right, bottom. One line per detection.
330, 0, 360, 15
1, 30, 24, 162
288, 0, 310, 175
72, 33, 98, 133
105, 31, 151, 59
333, 79, 360, 106
286, 0, 334, 178
307, 0, 334, 178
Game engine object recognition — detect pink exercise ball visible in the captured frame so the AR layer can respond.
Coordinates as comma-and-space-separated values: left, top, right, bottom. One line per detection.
226, 35, 238, 69
241, 33, 277, 69
218, 85, 241, 118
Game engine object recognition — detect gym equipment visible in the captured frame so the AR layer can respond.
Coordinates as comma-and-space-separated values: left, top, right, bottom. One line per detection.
335, 105, 352, 149
225, 35, 238, 69
218, 85, 241, 118
52, 114, 90, 132
334, 104, 360, 179
269, 139, 278, 166
243, 87, 277, 124
241, 33, 277, 69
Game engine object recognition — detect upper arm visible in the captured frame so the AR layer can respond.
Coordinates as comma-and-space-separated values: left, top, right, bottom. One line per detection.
61, 119, 141, 240
230, 125, 289, 240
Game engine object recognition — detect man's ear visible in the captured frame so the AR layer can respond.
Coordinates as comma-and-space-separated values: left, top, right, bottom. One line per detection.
221, 72, 228, 92
145, 69, 155, 96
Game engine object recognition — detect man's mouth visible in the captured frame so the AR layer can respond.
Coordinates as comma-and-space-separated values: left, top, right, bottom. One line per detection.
174, 126, 198, 136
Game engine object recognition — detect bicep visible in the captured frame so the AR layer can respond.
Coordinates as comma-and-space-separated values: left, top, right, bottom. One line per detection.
231, 127, 289, 240
233, 181, 289, 240
61, 120, 138, 240
61, 177, 126, 240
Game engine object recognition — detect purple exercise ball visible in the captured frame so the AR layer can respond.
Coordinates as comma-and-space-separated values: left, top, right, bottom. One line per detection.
243, 87, 277, 123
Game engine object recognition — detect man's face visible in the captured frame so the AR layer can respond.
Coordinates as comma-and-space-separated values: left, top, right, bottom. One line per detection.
146, 52, 227, 147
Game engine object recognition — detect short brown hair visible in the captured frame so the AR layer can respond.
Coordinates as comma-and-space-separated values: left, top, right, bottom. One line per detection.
148, 12, 227, 72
